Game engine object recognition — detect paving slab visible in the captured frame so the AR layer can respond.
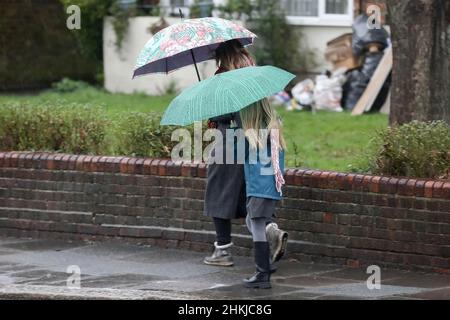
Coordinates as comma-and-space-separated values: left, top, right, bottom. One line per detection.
0, 236, 449, 300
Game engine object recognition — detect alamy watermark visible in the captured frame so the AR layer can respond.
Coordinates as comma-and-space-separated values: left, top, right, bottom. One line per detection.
367, 4, 382, 30
171, 123, 280, 176
66, 5, 81, 30
66, 265, 81, 289
366, 265, 381, 290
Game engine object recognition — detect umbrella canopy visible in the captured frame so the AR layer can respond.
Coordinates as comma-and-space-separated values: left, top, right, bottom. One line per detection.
133, 17, 256, 78
160, 66, 296, 126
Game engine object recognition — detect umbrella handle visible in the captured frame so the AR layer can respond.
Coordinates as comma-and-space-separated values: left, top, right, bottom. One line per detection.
179, 9, 201, 82
190, 49, 201, 82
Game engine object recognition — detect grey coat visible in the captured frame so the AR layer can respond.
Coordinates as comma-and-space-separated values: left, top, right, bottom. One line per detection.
203, 112, 247, 219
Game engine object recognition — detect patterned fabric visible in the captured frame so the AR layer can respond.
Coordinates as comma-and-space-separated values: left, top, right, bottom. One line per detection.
270, 129, 285, 195
133, 17, 257, 77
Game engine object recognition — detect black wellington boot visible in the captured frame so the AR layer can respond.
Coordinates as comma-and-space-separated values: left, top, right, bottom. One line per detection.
243, 242, 271, 289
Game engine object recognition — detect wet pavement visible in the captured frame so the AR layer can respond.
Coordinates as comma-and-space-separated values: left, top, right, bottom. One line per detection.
0, 237, 449, 300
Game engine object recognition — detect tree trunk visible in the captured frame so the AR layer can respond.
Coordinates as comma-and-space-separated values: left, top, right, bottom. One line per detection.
386, 0, 450, 125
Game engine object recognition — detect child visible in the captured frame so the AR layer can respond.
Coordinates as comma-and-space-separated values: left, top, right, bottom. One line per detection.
240, 98, 288, 289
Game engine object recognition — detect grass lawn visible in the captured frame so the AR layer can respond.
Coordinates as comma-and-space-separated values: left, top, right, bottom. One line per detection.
0, 88, 388, 172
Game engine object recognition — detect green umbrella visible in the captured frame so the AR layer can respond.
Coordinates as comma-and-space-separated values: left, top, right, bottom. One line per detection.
160, 66, 296, 126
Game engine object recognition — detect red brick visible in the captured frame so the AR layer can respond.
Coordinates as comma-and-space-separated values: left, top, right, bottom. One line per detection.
414, 180, 426, 197
127, 158, 138, 174
134, 158, 145, 175
143, 159, 153, 175
397, 178, 411, 196
369, 176, 382, 193
324, 172, 339, 190
317, 171, 330, 188
181, 162, 192, 177
346, 259, 360, 268
24, 153, 34, 168
293, 169, 306, 186
9, 152, 19, 167
284, 168, 296, 185
424, 181, 435, 198
75, 155, 86, 171
17, 152, 28, 167
197, 163, 207, 178
90, 156, 102, 172
301, 170, 315, 187
151, 159, 161, 175
323, 212, 334, 224
378, 176, 391, 193
351, 174, 365, 192
119, 157, 129, 173
158, 159, 169, 176
81, 155, 93, 171
0, 152, 6, 167
442, 182, 450, 199
336, 173, 348, 190
432, 181, 445, 199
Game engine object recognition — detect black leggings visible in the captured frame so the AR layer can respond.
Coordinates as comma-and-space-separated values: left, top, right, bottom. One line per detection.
213, 218, 232, 246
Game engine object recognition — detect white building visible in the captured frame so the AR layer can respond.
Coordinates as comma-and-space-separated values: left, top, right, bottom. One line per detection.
105, 0, 355, 95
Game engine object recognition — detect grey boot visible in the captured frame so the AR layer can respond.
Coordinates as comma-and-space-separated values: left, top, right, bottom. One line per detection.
203, 242, 234, 267
266, 223, 288, 262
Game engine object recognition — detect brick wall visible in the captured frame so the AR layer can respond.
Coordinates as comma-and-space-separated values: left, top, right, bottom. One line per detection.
0, 151, 449, 272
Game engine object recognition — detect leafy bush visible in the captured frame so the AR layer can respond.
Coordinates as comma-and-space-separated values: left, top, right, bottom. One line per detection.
217, 0, 253, 19
0, 102, 109, 154
115, 112, 210, 158
52, 78, 90, 93
116, 112, 176, 157
364, 121, 450, 179
217, 0, 316, 73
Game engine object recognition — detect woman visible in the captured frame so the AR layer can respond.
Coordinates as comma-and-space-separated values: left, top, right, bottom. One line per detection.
240, 99, 287, 289
203, 39, 254, 267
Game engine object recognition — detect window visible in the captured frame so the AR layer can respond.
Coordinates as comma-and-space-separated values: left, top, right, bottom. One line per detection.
284, 0, 318, 17
325, 0, 348, 14
282, 0, 353, 26
170, 0, 186, 6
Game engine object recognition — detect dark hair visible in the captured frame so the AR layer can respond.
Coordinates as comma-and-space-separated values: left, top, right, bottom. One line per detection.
215, 39, 254, 70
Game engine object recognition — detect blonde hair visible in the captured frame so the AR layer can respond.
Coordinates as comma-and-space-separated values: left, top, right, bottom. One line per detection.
215, 39, 254, 70
240, 99, 287, 150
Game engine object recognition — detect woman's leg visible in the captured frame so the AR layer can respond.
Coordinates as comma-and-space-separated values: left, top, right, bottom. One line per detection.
204, 218, 234, 266
213, 217, 232, 246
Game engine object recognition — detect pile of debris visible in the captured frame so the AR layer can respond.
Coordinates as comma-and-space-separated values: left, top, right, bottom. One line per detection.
273, 14, 392, 115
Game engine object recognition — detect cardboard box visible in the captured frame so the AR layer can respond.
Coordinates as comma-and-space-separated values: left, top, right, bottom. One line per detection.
325, 33, 362, 71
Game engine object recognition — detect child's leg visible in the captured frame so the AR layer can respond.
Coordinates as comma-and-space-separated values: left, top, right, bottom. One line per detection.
243, 216, 271, 289
247, 217, 267, 242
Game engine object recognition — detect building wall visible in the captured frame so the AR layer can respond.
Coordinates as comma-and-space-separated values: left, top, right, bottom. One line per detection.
104, 16, 217, 95
103, 16, 351, 94
1, 151, 449, 272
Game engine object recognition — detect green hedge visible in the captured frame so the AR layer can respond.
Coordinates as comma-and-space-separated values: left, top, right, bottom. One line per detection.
0, 102, 204, 159
366, 121, 450, 179
0, 103, 109, 154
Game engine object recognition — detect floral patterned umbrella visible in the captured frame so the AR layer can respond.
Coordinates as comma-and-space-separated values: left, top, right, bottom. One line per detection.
133, 17, 257, 80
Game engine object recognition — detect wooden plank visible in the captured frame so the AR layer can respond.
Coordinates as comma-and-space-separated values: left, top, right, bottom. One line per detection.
380, 91, 391, 115
351, 46, 393, 116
